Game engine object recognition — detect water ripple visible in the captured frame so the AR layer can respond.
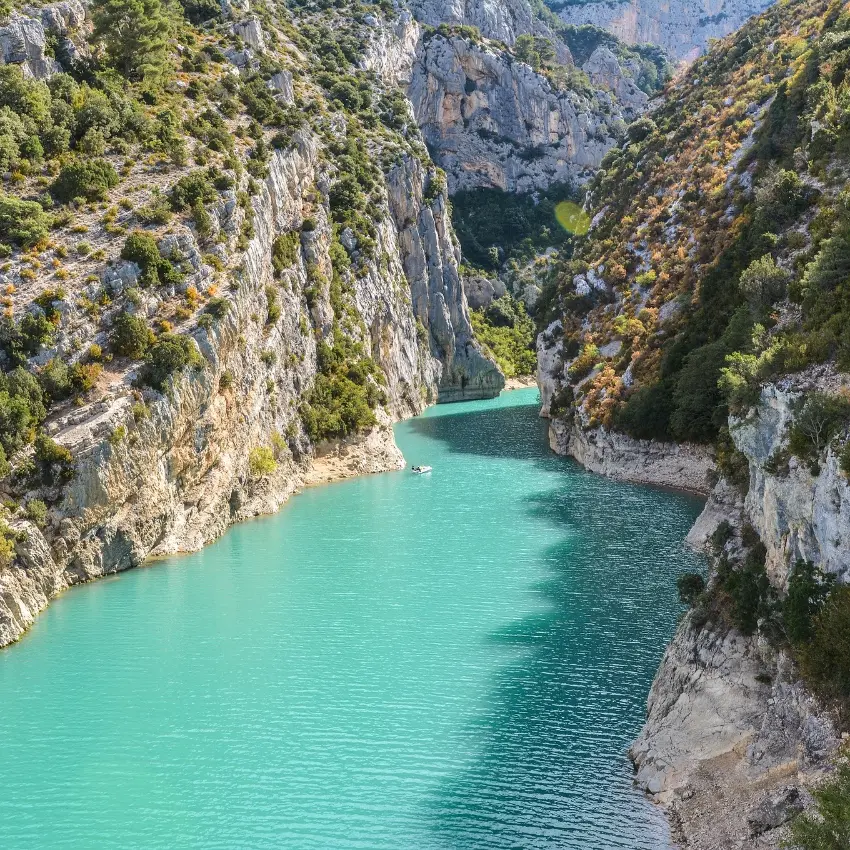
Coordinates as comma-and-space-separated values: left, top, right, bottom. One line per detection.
0, 389, 704, 849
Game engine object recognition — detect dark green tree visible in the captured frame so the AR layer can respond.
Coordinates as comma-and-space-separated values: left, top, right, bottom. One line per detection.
90, 0, 176, 86
783, 560, 834, 645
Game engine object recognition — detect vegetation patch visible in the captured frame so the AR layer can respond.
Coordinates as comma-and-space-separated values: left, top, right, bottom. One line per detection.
469, 295, 536, 378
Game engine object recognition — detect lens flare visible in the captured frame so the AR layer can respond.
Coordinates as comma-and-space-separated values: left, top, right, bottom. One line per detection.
555, 201, 591, 236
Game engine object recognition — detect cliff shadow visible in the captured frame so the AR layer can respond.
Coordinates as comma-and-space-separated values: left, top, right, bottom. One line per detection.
421, 469, 704, 849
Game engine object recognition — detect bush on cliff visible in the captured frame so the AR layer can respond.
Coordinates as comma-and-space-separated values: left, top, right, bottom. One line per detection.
0, 367, 46, 457
138, 333, 202, 392
300, 335, 384, 443
789, 761, 850, 849
51, 160, 119, 204
111, 312, 153, 359
799, 587, 850, 717
783, 560, 834, 646
0, 194, 50, 248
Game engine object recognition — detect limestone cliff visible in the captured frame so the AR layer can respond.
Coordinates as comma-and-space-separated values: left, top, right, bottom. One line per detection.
0, 131, 505, 647
0, 0, 507, 647
411, 0, 567, 48
408, 32, 644, 191
555, 0, 775, 63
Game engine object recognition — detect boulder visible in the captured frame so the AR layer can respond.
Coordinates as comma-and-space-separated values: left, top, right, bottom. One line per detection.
747, 786, 804, 835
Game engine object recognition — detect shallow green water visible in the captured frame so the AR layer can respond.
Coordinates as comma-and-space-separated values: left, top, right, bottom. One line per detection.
0, 388, 704, 849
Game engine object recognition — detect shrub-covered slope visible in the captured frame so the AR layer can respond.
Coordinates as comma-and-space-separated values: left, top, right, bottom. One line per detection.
545, 0, 850, 449
0, 0, 512, 644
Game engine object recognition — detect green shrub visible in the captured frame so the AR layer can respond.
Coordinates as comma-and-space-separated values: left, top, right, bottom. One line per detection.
24, 499, 47, 527
549, 385, 574, 418
300, 334, 384, 443
205, 297, 229, 320
272, 232, 299, 275
716, 542, 774, 635
567, 344, 600, 381
33, 432, 73, 483
121, 232, 181, 288
266, 286, 281, 325
0, 519, 15, 566
738, 255, 789, 313
139, 333, 202, 391
111, 312, 152, 358
191, 198, 212, 238
0, 314, 56, 366
677, 573, 706, 606
108, 425, 126, 445
0, 194, 50, 247
799, 586, 850, 712
784, 560, 834, 645
70, 362, 101, 394
39, 357, 72, 401
714, 427, 751, 493
248, 446, 277, 478
710, 519, 733, 552
626, 116, 657, 143
789, 761, 850, 849
170, 170, 217, 211
0, 367, 46, 455
788, 392, 850, 471
51, 159, 119, 203
135, 191, 172, 225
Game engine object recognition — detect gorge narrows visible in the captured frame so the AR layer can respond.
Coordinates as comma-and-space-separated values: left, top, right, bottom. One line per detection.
0, 389, 704, 849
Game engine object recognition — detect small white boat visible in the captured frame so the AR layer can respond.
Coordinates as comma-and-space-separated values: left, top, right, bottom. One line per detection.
411, 465, 432, 474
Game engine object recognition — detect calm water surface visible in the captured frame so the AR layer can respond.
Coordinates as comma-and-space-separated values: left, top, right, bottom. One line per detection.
0, 388, 704, 849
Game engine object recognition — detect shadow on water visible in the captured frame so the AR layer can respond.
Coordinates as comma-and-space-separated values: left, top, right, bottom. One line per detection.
409, 400, 556, 464
415, 397, 703, 849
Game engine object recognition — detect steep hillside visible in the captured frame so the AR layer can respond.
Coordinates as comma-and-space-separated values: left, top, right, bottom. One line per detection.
0, 0, 511, 644
552, 0, 775, 63
406, 6, 668, 192
539, 0, 850, 843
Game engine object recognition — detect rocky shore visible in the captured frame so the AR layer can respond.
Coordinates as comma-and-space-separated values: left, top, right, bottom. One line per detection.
539, 372, 848, 848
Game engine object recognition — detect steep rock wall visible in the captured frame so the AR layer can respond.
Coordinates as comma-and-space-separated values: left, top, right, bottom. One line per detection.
410, 0, 570, 53
409, 33, 643, 191
732, 382, 850, 586
0, 134, 502, 648
624, 382, 849, 845
556, 0, 775, 63
551, 416, 714, 493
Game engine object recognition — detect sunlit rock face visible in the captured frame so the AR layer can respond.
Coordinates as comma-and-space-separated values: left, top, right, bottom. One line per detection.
408, 34, 644, 192
555, 0, 775, 63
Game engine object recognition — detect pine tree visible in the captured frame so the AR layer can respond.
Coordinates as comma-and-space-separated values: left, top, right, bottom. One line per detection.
90, 0, 176, 87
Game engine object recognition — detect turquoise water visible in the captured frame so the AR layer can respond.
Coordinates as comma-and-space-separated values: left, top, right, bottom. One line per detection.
0, 388, 704, 849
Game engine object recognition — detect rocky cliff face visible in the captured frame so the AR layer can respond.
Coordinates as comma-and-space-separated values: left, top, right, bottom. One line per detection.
0, 0, 86, 79
540, 376, 845, 845
409, 32, 644, 191
556, 0, 775, 63
542, 375, 848, 846
0, 25, 503, 647
732, 377, 850, 586
410, 0, 571, 57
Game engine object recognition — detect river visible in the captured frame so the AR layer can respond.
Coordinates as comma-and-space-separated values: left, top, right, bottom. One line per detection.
0, 388, 704, 849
